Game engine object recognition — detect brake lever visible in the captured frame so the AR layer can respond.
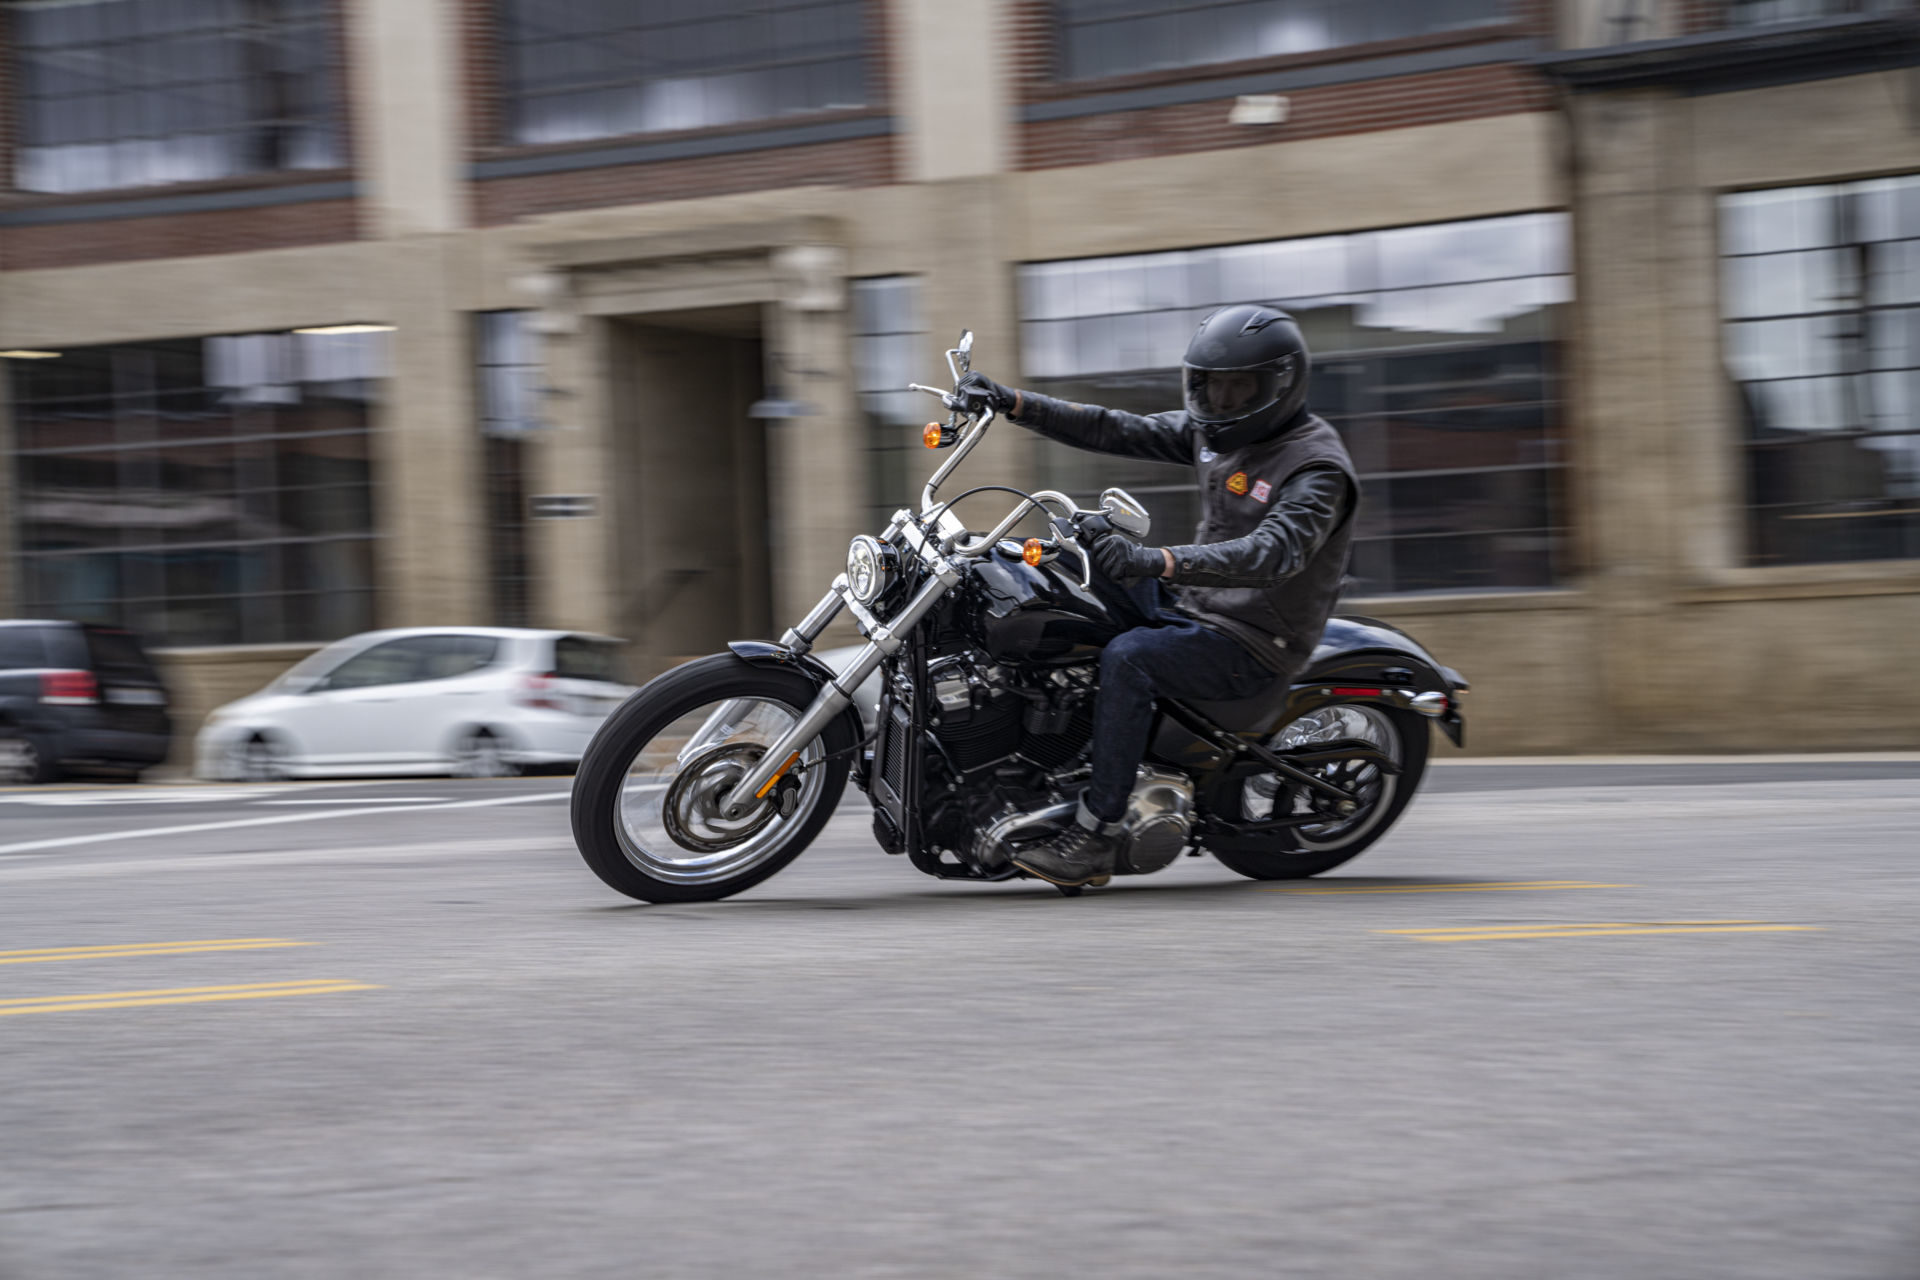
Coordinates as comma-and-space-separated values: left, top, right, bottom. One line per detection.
1050, 514, 1094, 592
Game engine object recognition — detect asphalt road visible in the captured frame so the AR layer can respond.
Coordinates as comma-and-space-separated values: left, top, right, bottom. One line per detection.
2, 760, 1918, 1279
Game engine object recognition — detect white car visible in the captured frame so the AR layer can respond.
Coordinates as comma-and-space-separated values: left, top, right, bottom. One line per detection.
195, 627, 635, 779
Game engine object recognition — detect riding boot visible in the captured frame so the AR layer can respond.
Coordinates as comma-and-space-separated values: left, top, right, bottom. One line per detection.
1012, 798, 1124, 887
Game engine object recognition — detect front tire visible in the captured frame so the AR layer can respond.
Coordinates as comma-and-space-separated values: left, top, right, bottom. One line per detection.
1206, 706, 1428, 881
571, 655, 854, 903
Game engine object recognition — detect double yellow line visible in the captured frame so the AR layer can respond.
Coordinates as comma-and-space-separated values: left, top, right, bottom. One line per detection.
0, 979, 377, 1017
1261, 880, 1629, 896
1380, 920, 1822, 943
0, 938, 377, 1018
0, 938, 314, 966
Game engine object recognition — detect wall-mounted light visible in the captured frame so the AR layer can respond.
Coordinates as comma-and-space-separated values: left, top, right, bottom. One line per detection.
0, 349, 62, 359
291, 324, 397, 335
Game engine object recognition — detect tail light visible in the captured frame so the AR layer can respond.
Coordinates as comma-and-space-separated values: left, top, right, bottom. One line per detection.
518, 674, 564, 711
41, 670, 100, 706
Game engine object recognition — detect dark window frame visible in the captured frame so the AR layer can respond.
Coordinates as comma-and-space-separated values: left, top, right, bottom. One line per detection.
5, 0, 348, 196
850, 276, 927, 528
491, 0, 874, 149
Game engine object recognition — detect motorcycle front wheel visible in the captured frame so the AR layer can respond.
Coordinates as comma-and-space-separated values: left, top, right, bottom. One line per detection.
571, 655, 854, 903
1204, 705, 1428, 881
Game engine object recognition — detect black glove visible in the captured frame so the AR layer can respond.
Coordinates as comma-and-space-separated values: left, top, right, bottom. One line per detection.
954, 371, 1016, 416
1088, 530, 1165, 582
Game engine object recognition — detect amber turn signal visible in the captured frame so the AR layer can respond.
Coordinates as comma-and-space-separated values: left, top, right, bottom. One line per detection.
1022, 538, 1046, 567
923, 422, 943, 449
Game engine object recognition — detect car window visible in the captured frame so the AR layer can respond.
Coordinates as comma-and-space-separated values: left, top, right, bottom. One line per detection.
82, 626, 157, 680
0, 627, 49, 670
552, 635, 628, 684
319, 639, 425, 691
415, 635, 500, 681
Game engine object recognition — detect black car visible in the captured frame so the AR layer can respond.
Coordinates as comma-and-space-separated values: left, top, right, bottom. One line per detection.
0, 620, 171, 784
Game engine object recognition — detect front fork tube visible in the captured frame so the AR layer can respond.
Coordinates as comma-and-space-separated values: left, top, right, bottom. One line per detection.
725, 561, 960, 817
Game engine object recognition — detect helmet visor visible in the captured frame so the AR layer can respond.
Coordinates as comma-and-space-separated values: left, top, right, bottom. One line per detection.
1183, 362, 1290, 425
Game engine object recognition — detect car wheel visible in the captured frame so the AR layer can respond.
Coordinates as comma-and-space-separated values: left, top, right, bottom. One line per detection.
0, 727, 54, 785
453, 729, 519, 779
236, 734, 289, 782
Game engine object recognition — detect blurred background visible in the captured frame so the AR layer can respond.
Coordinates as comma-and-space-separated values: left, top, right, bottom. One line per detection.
1, 0, 1917, 766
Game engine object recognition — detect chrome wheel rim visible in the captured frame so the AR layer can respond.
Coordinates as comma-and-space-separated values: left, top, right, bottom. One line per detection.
0, 735, 38, 785
456, 734, 513, 779
613, 696, 827, 885
1245, 705, 1401, 851
238, 737, 284, 782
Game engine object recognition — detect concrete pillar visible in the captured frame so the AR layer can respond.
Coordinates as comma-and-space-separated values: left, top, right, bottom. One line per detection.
344, 0, 484, 627
764, 266, 865, 641
531, 314, 619, 639
892, 0, 1013, 184
344, 0, 469, 239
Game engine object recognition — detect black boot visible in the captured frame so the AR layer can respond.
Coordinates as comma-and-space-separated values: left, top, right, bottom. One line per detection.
1012, 800, 1123, 888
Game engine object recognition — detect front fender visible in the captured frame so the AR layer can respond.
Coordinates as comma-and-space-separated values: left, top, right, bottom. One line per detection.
1301, 615, 1468, 747
726, 641, 872, 743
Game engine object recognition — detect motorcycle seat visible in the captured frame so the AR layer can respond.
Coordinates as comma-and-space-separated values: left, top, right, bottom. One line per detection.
1180, 677, 1297, 738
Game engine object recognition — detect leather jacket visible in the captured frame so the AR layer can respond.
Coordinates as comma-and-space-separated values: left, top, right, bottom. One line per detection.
1009, 390, 1357, 674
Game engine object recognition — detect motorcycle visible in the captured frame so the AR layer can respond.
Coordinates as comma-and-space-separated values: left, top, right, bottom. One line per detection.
572, 332, 1468, 902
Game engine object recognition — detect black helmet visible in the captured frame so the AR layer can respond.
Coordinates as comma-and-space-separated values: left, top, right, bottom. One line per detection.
1182, 304, 1310, 452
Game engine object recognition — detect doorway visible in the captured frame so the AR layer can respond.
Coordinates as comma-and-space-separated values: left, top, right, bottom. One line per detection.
611, 305, 772, 672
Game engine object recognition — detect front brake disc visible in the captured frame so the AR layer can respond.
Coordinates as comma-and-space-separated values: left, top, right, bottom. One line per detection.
660, 743, 780, 853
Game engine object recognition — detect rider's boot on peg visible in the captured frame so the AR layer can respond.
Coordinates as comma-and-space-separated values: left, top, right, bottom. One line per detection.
1012, 798, 1122, 888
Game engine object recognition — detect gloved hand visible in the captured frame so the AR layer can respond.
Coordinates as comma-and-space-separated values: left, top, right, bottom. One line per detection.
955, 371, 1016, 416
1088, 529, 1165, 582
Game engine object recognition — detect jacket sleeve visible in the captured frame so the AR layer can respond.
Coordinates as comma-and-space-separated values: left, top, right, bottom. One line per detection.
1008, 388, 1195, 466
1163, 466, 1354, 589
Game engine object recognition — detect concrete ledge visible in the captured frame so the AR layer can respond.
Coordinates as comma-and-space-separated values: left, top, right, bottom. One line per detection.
1343, 589, 1587, 617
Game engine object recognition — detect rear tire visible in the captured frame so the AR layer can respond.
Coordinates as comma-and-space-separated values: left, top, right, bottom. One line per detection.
1206, 707, 1428, 881
571, 656, 854, 903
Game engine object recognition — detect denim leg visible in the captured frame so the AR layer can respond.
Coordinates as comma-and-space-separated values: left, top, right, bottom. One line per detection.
1085, 619, 1275, 823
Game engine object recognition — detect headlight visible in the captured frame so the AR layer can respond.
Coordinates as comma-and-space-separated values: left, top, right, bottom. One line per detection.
845, 535, 898, 604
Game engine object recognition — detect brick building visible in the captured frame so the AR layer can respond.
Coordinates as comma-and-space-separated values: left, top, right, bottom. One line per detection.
1, 0, 1916, 756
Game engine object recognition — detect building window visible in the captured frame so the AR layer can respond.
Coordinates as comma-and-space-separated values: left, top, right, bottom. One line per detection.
10, 330, 383, 646
1018, 212, 1571, 595
1727, 0, 1909, 26
851, 277, 927, 526
1721, 176, 1920, 566
1053, 0, 1512, 82
475, 311, 541, 627
8, 0, 343, 195
495, 0, 870, 147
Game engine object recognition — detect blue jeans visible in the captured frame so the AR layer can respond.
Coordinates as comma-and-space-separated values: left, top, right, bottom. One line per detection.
1085, 581, 1277, 823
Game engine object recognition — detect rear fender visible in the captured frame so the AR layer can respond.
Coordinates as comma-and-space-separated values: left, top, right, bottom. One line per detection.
1297, 616, 1468, 747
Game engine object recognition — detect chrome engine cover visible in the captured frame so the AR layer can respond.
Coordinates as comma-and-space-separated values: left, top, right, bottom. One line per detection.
974, 768, 1194, 876
1114, 767, 1195, 876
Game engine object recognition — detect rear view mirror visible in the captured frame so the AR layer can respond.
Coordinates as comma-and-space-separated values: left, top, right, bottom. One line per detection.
1099, 487, 1152, 541
278, 674, 321, 694
947, 330, 973, 381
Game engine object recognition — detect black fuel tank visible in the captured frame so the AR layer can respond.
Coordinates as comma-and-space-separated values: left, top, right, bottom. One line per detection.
966, 542, 1124, 663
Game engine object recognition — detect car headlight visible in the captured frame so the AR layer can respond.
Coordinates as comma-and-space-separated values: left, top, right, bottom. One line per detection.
845, 535, 898, 605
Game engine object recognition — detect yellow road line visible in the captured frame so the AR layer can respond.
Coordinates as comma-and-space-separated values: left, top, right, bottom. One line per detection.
1260, 880, 1630, 895
1379, 921, 1821, 942
0, 939, 314, 965
0, 979, 378, 1017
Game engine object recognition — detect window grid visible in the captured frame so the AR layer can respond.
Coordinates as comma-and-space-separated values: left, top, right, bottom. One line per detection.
1720, 174, 1920, 566
495, 0, 870, 147
9, 0, 344, 195
1017, 212, 1570, 596
1053, 0, 1513, 82
11, 331, 383, 646
850, 277, 928, 529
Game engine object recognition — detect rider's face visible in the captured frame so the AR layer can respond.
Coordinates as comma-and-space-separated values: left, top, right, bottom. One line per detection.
1201, 370, 1261, 417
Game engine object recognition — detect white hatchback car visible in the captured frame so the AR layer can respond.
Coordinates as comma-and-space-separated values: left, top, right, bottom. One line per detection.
195, 627, 634, 779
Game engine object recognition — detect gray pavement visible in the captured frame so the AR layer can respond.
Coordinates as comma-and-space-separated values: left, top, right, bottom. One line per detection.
1, 762, 1918, 1279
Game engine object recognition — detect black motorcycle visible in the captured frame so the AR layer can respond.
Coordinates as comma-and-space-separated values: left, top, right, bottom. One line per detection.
572, 332, 1467, 902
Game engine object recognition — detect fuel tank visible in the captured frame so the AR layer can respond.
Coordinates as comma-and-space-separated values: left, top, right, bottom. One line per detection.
964, 541, 1124, 663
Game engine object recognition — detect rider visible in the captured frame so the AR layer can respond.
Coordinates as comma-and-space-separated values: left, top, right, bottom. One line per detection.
956, 305, 1357, 888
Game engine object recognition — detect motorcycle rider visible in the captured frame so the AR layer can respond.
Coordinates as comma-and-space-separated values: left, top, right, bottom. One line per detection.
956, 305, 1357, 888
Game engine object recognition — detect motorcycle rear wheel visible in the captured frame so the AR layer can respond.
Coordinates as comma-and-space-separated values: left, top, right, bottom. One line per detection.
571, 655, 854, 903
1205, 705, 1428, 881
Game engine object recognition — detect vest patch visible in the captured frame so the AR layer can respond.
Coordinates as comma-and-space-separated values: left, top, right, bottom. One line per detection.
1226, 471, 1249, 496
1250, 479, 1272, 503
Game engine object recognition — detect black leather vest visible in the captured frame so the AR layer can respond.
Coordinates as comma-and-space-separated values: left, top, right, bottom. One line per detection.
1171, 415, 1357, 674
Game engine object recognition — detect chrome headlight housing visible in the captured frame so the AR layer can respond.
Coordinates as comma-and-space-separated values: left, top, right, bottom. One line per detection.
845, 535, 899, 604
